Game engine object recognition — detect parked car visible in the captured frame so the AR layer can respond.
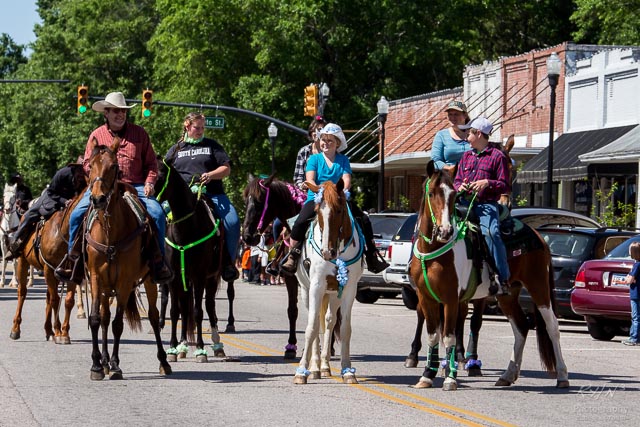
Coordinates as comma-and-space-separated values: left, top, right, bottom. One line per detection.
356, 212, 412, 304
384, 207, 606, 313
519, 226, 637, 319
570, 234, 640, 340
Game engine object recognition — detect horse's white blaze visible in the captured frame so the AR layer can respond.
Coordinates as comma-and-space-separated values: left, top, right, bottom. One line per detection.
319, 202, 332, 258
439, 182, 454, 232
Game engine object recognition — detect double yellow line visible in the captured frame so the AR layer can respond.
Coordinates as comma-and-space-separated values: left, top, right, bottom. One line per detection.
220, 333, 515, 427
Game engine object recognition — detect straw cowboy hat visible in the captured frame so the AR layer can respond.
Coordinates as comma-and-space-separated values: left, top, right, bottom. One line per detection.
92, 91, 135, 112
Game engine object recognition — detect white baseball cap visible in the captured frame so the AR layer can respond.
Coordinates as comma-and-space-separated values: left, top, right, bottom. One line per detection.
459, 117, 493, 135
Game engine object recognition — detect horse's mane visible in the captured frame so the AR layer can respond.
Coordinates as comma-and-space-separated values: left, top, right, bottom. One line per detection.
90, 144, 112, 158
322, 181, 341, 207
243, 177, 294, 203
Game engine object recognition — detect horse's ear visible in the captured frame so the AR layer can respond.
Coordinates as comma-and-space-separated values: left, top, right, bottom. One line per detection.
305, 181, 320, 193
336, 178, 344, 193
265, 172, 276, 186
505, 134, 515, 154
112, 136, 121, 153
450, 163, 458, 179
89, 136, 98, 151
426, 160, 436, 178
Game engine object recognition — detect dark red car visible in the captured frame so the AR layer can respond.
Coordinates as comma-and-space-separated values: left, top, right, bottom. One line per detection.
570, 235, 639, 341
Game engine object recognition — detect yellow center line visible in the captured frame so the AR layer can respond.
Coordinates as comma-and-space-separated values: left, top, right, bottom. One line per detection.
217, 333, 513, 426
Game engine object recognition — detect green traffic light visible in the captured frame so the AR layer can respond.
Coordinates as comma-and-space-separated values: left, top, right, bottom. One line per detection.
78, 105, 87, 114
143, 109, 151, 118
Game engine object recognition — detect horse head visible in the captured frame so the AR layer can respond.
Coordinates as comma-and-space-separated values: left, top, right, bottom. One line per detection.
241, 173, 277, 245
2, 183, 17, 215
423, 160, 456, 243
88, 137, 120, 210
491, 134, 515, 207
309, 179, 351, 261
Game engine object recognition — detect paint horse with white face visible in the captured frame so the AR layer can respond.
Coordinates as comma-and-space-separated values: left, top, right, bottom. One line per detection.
409, 160, 569, 391
294, 179, 364, 385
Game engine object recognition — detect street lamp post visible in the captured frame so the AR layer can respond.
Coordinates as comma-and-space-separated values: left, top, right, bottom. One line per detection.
318, 83, 330, 116
377, 96, 389, 212
268, 122, 278, 175
545, 52, 561, 207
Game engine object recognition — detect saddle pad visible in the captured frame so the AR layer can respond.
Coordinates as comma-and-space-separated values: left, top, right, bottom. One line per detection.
504, 222, 544, 259
123, 192, 146, 226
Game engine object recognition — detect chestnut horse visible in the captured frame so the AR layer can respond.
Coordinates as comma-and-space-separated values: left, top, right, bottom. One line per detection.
154, 156, 228, 362
85, 138, 171, 380
241, 174, 306, 359
409, 161, 569, 390
10, 190, 85, 343
293, 179, 364, 384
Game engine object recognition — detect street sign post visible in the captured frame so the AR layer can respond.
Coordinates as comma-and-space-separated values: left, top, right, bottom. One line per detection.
205, 116, 225, 129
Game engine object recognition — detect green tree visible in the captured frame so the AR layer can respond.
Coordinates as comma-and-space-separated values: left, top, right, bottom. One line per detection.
0, 34, 28, 78
571, 0, 640, 44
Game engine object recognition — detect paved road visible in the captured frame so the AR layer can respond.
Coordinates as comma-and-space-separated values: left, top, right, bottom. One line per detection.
0, 267, 638, 426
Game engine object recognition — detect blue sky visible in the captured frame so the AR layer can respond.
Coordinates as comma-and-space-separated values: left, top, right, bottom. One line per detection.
0, 0, 40, 46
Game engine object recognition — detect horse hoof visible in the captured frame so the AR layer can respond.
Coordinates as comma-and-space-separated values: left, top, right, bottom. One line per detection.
178, 352, 187, 359
90, 370, 105, 381
293, 375, 307, 385
556, 380, 570, 389
167, 354, 177, 363
160, 364, 172, 375
321, 368, 332, 378
443, 380, 458, 391
109, 371, 123, 380
342, 374, 358, 384
225, 324, 236, 333
55, 336, 71, 345
404, 357, 418, 368
309, 371, 321, 380
413, 377, 433, 389
467, 367, 483, 377
495, 378, 512, 387
9, 331, 20, 340
284, 350, 297, 360
214, 350, 226, 358
196, 354, 208, 363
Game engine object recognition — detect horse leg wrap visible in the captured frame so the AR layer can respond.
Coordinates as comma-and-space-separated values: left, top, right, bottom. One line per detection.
423, 344, 440, 380
444, 345, 458, 380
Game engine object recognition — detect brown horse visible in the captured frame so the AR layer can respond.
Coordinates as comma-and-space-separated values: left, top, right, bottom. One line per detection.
10, 193, 84, 343
409, 160, 569, 390
85, 137, 171, 380
241, 174, 307, 359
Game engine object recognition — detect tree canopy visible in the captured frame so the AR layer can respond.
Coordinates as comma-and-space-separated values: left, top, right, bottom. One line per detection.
0, 0, 634, 210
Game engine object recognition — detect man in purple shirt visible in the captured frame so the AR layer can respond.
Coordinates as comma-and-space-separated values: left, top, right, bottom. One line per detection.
454, 117, 511, 296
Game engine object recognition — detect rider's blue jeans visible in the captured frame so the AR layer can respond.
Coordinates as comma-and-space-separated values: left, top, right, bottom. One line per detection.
209, 193, 240, 262
473, 201, 510, 282
68, 185, 166, 255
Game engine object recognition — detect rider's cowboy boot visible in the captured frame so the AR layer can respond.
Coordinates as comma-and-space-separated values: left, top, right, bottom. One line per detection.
5, 239, 24, 260
151, 257, 174, 285
54, 251, 84, 284
488, 275, 510, 296
365, 247, 390, 274
280, 242, 303, 276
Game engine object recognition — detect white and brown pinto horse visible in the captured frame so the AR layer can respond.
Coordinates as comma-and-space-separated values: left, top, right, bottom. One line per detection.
294, 179, 364, 384
409, 161, 569, 390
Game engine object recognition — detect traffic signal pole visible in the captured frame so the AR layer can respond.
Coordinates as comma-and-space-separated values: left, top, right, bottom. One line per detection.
89, 96, 307, 136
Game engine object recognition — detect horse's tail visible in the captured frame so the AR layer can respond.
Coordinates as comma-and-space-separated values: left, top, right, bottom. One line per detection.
534, 258, 559, 374
125, 291, 142, 332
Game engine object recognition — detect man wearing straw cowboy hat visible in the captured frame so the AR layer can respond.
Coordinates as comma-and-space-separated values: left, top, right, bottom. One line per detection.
5, 158, 86, 260
55, 91, 173, 285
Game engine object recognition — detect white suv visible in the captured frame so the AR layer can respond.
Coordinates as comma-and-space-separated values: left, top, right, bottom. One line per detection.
382, 214, 418, 287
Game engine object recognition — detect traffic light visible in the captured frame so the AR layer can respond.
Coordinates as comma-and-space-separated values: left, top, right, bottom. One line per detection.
303, 84, 318, 117
77, 85, 88, 114
142, 89, 153, 118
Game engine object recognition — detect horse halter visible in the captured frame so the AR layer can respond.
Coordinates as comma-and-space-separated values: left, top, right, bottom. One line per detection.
255, 179, 271, 233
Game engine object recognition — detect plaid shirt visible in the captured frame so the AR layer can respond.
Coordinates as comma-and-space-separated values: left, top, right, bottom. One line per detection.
83, 123, 158, 186
293, 143, 313, 188
453, 145, 510, 202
